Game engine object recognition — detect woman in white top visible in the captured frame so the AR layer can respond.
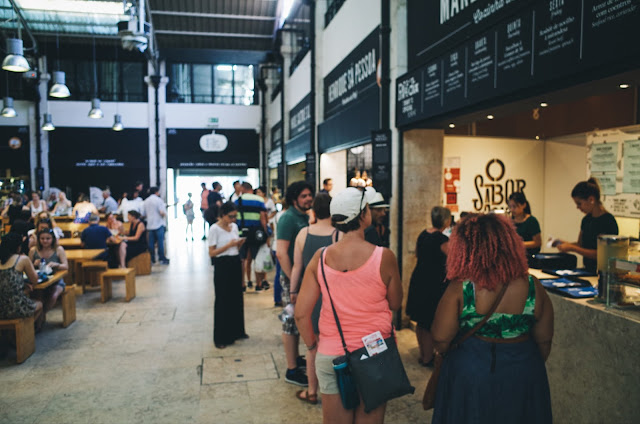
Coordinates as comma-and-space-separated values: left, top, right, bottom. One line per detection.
25, 191, 47, 219
208, 201, 248, 349
52, 192, 73, 216
72, 193, 99, 223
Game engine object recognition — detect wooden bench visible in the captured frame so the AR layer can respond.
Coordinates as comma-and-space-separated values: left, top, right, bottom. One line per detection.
127, 251, 151, 276
100, 268, 136, 302
0, 316, 35, 363
80, 260, 109, 292
60, 285, 77, 327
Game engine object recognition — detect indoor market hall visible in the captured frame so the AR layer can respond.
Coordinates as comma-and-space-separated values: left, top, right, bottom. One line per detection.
1, 1, 640, 424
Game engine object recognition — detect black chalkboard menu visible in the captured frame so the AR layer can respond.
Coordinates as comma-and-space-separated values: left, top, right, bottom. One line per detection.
290, 94, 311, 139
398, 0, 640, 127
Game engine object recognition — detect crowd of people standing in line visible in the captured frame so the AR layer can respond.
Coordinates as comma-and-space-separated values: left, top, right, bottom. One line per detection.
204, 176, 620, 424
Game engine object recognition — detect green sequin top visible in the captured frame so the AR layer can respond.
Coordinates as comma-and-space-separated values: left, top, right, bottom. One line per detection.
459, 276, 536, 339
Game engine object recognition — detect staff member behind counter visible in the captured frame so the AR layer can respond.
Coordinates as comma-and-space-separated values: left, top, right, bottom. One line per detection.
555, 178, 618, 273
508, 192, 541, 256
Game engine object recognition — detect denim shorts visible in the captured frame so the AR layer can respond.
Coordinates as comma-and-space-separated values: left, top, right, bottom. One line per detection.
315, 351, 340, 395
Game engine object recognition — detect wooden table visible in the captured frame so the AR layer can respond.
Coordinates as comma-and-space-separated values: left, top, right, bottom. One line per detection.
32, 270, 76, 327
58, 238, 83, 249
65, 249, 107, 287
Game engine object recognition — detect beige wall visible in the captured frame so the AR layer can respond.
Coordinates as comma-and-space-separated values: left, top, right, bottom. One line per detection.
320, 150, 347, 197
402, 129, 444, 323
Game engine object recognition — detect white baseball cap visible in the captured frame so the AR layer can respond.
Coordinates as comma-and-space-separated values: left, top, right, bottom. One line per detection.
330, 187, 377, 224
369, 192, 389, 209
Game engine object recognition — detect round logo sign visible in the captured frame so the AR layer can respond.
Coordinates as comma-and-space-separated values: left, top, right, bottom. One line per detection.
199, 132, 228, 152
8, 137, 22, 150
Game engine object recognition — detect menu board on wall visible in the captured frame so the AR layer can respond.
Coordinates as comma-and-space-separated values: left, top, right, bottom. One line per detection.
588, 130, 640, 218
398, 0, 640, 127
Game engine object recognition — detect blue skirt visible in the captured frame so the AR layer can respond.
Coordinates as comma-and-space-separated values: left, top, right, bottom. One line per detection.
433, 337, 552, 424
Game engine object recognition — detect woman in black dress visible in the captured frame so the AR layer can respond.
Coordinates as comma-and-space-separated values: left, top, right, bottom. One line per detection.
406, 206, 451, 366
117, 210, 148, 268
208, 202, 247, 348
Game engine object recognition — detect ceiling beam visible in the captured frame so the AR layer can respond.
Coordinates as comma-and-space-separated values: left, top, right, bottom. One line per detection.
155, 30, 273, 39
151, 10, 275, 21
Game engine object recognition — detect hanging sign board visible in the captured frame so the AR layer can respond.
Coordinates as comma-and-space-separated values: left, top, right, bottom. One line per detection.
372, 130, 392, 200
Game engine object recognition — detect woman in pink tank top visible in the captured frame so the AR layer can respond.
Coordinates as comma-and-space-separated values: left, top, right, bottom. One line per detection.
295, 187, 402, 424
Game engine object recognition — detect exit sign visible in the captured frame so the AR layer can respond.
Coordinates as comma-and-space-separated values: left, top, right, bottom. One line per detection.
207, 117, 219, 128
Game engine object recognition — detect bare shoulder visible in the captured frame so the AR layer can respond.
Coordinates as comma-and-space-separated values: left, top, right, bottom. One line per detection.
381, 247, 398, 263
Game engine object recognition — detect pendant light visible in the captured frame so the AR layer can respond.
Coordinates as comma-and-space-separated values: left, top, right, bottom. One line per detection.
2, 38, 30, 73
49, 34, 70, 98
42, 113, 55, 131
112, 43, 123, 131
88, 38, 103, 118
1, 72, 17, 117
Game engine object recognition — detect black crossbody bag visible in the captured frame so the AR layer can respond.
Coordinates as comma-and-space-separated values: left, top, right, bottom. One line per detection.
320, 248, 415, 413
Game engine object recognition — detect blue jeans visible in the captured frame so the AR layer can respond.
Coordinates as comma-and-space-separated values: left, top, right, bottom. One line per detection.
148, 226, 167, 262
273, 257, 282, 304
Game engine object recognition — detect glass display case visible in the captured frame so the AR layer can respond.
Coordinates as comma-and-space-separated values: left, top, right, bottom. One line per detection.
606, 258, 640, 308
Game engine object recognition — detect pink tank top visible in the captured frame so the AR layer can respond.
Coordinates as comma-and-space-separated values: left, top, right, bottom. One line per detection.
317, 246, 392, 355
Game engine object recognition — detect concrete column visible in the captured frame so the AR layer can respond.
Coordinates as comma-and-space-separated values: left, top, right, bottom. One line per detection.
401, 129, 444, 324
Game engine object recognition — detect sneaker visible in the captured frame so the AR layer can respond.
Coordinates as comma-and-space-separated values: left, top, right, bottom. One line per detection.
255, 285, 263, 291
247, 281, 253, 288
160, 259, 170, 265
296, 355, 307, 370
285, 367, 308, 387
261, 280, 270, 290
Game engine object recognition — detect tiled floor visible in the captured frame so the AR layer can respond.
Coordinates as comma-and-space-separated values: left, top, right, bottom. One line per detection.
0, 220, 432, 424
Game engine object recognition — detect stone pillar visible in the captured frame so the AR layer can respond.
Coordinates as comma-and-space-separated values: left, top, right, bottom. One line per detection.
401, 129, 444, 324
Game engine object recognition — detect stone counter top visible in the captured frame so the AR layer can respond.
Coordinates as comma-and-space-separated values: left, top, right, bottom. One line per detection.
529, 268, 640, 423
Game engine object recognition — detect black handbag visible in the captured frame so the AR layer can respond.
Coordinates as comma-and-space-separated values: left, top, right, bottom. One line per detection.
320, 248, 415, 413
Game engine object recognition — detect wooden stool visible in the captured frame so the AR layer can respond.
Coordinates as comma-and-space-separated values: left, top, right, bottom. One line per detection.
60, 285, 76, 327
0, 316, 35, 363
100, 268, 136, 302
127, 251, 151, 276
80, 261, 108, 292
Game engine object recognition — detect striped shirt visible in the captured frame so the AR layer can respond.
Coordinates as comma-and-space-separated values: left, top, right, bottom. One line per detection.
235, 193, 265, 228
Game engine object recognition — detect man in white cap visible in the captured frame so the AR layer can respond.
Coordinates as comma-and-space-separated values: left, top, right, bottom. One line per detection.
364, 192, 390, 247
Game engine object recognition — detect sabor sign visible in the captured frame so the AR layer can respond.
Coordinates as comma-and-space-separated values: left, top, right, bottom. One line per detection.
472, 158, 526, 211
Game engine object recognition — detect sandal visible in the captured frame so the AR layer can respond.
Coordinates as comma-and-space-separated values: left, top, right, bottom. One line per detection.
296, 390, 318, 405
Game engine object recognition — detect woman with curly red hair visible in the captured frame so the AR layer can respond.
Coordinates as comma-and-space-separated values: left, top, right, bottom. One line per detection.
430, 213, 554, 423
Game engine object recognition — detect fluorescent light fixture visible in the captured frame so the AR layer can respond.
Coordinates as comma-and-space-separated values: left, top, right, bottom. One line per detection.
487, 114, 494, 120
619, 83, 630, 89
42, 114, 55, 131
112, 114, 124, 131
216, 65, 233, 71
17, 0, 129, 15
49, 71, 71, 98
540, 102, 548, 107
279, 0, 296, 27
1, 97, 17, 117
2, 39, 30, 73
448, 123, 455, 128
88, 98, 104, 119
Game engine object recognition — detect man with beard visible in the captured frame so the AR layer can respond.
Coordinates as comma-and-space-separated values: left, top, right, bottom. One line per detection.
364, 192, 390, 247
276, 181, 314, 387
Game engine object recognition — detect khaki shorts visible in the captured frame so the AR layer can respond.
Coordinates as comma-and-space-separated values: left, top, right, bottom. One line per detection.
315, 351, 341, 395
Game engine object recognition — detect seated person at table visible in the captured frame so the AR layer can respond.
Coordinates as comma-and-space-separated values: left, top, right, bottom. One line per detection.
27, 214, 63, 250
106, 212, 124, 236
0, 233, 43, 328
51, 192, 73, 216
24, 191, 48, 219
116, 210, 148, 268
28, 229, 68, 312
99, 189, 119, 214
72, 193, 99, 223
81, 214, 116, 261
1, 192, 24, 225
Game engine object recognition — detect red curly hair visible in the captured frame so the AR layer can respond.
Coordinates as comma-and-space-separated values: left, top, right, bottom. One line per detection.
446, 213, 529, 290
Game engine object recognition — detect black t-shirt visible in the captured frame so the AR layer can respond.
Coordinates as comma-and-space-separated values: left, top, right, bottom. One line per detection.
580, 212, 618, 272
514, 215, 541, 255
207, 191, 222, 208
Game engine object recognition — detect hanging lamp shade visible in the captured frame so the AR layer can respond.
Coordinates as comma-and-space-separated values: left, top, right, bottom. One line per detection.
49, 71, 71, 98
1, 97, 17, 117
88, 98, 103, 119
42, 113, 55, 131
112, 114, 124, 131
2, 38, 30, 72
